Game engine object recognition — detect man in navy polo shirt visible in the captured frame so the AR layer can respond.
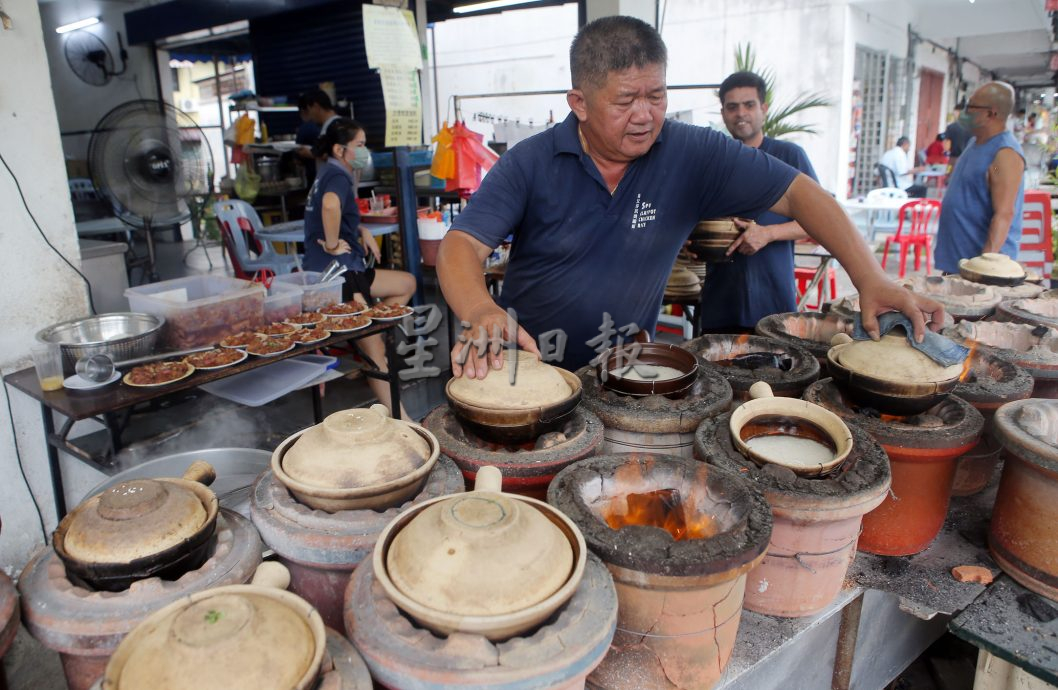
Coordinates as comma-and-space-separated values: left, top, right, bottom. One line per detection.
438, 16, 943, 376
699, 71, 817, 333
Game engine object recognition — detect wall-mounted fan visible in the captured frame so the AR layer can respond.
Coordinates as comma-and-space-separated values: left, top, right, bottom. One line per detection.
88, 100, 214, 282
64, 30, 127, 87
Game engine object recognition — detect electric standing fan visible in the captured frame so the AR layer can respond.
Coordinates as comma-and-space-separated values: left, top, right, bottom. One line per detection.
87, 100, 214, 281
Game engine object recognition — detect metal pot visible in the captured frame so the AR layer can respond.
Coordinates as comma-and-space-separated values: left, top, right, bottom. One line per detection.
36, 313, 164, 375
257, 157, 281, 183
53, 462, 219, 592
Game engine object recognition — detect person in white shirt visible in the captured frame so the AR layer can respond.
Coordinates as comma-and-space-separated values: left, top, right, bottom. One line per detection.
879, 136, 926, 197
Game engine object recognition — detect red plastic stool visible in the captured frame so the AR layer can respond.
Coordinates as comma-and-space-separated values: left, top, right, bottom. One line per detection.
795, 266, 838, 311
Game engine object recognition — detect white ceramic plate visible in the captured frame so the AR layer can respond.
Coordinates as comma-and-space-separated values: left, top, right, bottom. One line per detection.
63, 371, 120, 391
365, 306, 413, 321
246, 340, 296, 357
122, 362, 196, 388
290, 330, 331, 345
325, 317, 373, 333
184, 348, 249, 370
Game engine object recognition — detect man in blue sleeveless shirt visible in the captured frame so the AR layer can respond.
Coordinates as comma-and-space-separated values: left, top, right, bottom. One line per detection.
699, 71, 818, 332
439, 16, 943, 376
935, 82, 1026, 274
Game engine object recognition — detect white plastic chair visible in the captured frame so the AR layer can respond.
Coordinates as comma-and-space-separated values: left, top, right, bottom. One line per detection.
865, 187, 909, 243
213, 200, 300, 279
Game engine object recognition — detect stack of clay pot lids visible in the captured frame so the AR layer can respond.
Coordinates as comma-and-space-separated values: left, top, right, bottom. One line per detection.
101, 562, 326, 690
665, 266, 702, 297
53, 462, 219, 591
827, 332, 965, 415
375, 466, 586, 640
272, 404, 440, 512
687, 218, 745, 263
445, 350, 582, 443
729, 381, 853, 477
959, 253, 1026, 286
675, 251, 707, 280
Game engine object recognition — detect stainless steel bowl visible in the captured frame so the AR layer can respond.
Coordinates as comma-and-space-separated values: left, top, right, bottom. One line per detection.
36, 312, 164, 374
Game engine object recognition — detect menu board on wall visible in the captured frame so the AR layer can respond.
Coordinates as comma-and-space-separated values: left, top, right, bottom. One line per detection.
362, 4, 423, 146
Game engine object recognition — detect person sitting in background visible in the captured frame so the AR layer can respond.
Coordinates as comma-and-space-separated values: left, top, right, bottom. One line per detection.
924, 134, 950, 166
303, 118, 416, 418
879, 136, 927, 197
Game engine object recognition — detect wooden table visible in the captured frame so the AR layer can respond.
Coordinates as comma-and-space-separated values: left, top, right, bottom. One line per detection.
4, 321, 404, 519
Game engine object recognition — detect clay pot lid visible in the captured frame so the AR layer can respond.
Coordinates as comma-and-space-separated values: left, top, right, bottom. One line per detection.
693, 218, 745, 235
282, 404, 431, 491
447, 350, 573, 409
960, 253, 1026, 280
103, 563, 325, 690
832, 332, 963, 384
667, 267, 700, 287
385, 466, 574, 617
62, 462, 214, 564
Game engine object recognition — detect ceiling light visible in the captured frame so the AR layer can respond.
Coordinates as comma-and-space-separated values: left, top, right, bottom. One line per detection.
55, 17, 100, 34
453, 0, 539, 14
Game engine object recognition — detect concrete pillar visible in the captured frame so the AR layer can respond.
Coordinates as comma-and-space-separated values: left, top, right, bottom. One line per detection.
583, 0, 658, 28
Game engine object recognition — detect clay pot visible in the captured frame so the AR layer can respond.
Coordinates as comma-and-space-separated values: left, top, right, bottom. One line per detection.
271, 404, 440, 512
989, 399, 1058, 601
959, 253, 1026, 286
374, 466, 586, 640
53, 462, 219, 592
101, 563, 326, 690
996, 298, 1058, 330
446, 352, 583, 444
827, 332, 963, 415
687, 218, 745, 263
597, 342, 699, 398
754, 311, 856, 368
729, 381, 853, 477
696, 415, 890, 617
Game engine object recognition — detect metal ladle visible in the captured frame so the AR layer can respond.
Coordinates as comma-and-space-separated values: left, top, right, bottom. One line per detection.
74, 345, 215, 383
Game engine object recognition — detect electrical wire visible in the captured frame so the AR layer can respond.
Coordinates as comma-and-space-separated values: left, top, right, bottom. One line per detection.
0, 149, 97, 315
2, 381, 48, 544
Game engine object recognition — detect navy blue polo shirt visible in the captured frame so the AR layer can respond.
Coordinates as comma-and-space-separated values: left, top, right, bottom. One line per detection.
451, 113, 799, 370
302, 159, 366, 273
699, 136, 818, 330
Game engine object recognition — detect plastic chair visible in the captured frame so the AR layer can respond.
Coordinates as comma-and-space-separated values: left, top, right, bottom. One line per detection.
213, 200, 300, 279
864, 187, 909, 243
876, 164, 898, 189
881, 199, 941, 278
795, 266, 838, 311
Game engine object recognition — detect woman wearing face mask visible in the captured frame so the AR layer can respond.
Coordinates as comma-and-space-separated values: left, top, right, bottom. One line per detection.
304, 117, 416, 417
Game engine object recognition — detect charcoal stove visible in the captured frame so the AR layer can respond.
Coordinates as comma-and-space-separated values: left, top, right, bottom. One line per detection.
548, 454, 771, 689
945, 321, 1058, 399
803, 380, 983, 556
754, 311, 856, 368
250, 457, 464, 632
996, 297, 1058, 330
898, 275, 1001, 321
423, 405, 603, 500
684, 333, 819, 402
950, 348, 1035, 496
17, 510, 262, 690
576, 362, 731, 458
0, 570, 16, 690
990, 399, 1058, 602
345, 552, 617, 689
695, 414, 890, 617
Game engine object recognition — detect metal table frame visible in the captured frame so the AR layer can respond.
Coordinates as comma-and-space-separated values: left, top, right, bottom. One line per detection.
4, 322, 403, 520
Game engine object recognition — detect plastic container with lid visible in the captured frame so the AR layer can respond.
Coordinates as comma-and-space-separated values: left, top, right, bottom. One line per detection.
273, 271, 343, 312
125, 276, 265, 349
263, 281, 302, 323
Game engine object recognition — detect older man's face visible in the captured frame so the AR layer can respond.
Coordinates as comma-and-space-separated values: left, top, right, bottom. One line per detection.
576, 63, 667, 162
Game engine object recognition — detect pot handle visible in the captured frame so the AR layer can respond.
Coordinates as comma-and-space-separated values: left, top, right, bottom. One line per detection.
182, 461, 217, 487
830, 333, 854, 347
251, 561, 291, 590
748, 381, 775, 400
474, 465, 503, 493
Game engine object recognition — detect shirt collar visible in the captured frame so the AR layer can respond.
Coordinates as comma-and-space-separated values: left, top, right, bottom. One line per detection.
325, 157, 356, 182
552, 112, 669, 158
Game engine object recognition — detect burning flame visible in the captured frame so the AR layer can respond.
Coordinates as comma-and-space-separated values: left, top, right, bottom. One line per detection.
959, 341, 978, 383
602, 488, 718, 541
879, 413, 909, 423
735, 333, 751, 348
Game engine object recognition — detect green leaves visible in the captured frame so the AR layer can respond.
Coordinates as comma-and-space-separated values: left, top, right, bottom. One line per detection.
733, 43, 831, 139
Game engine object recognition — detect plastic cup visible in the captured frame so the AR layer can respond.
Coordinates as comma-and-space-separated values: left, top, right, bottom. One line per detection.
31, 343, 64, 392
369, 197, 384, 213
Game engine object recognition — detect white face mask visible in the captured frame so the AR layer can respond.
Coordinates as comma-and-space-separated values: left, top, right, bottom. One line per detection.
349, 145, 371, 170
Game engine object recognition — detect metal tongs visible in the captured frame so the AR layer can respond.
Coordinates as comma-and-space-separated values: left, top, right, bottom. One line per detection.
319, 259, 349, 284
